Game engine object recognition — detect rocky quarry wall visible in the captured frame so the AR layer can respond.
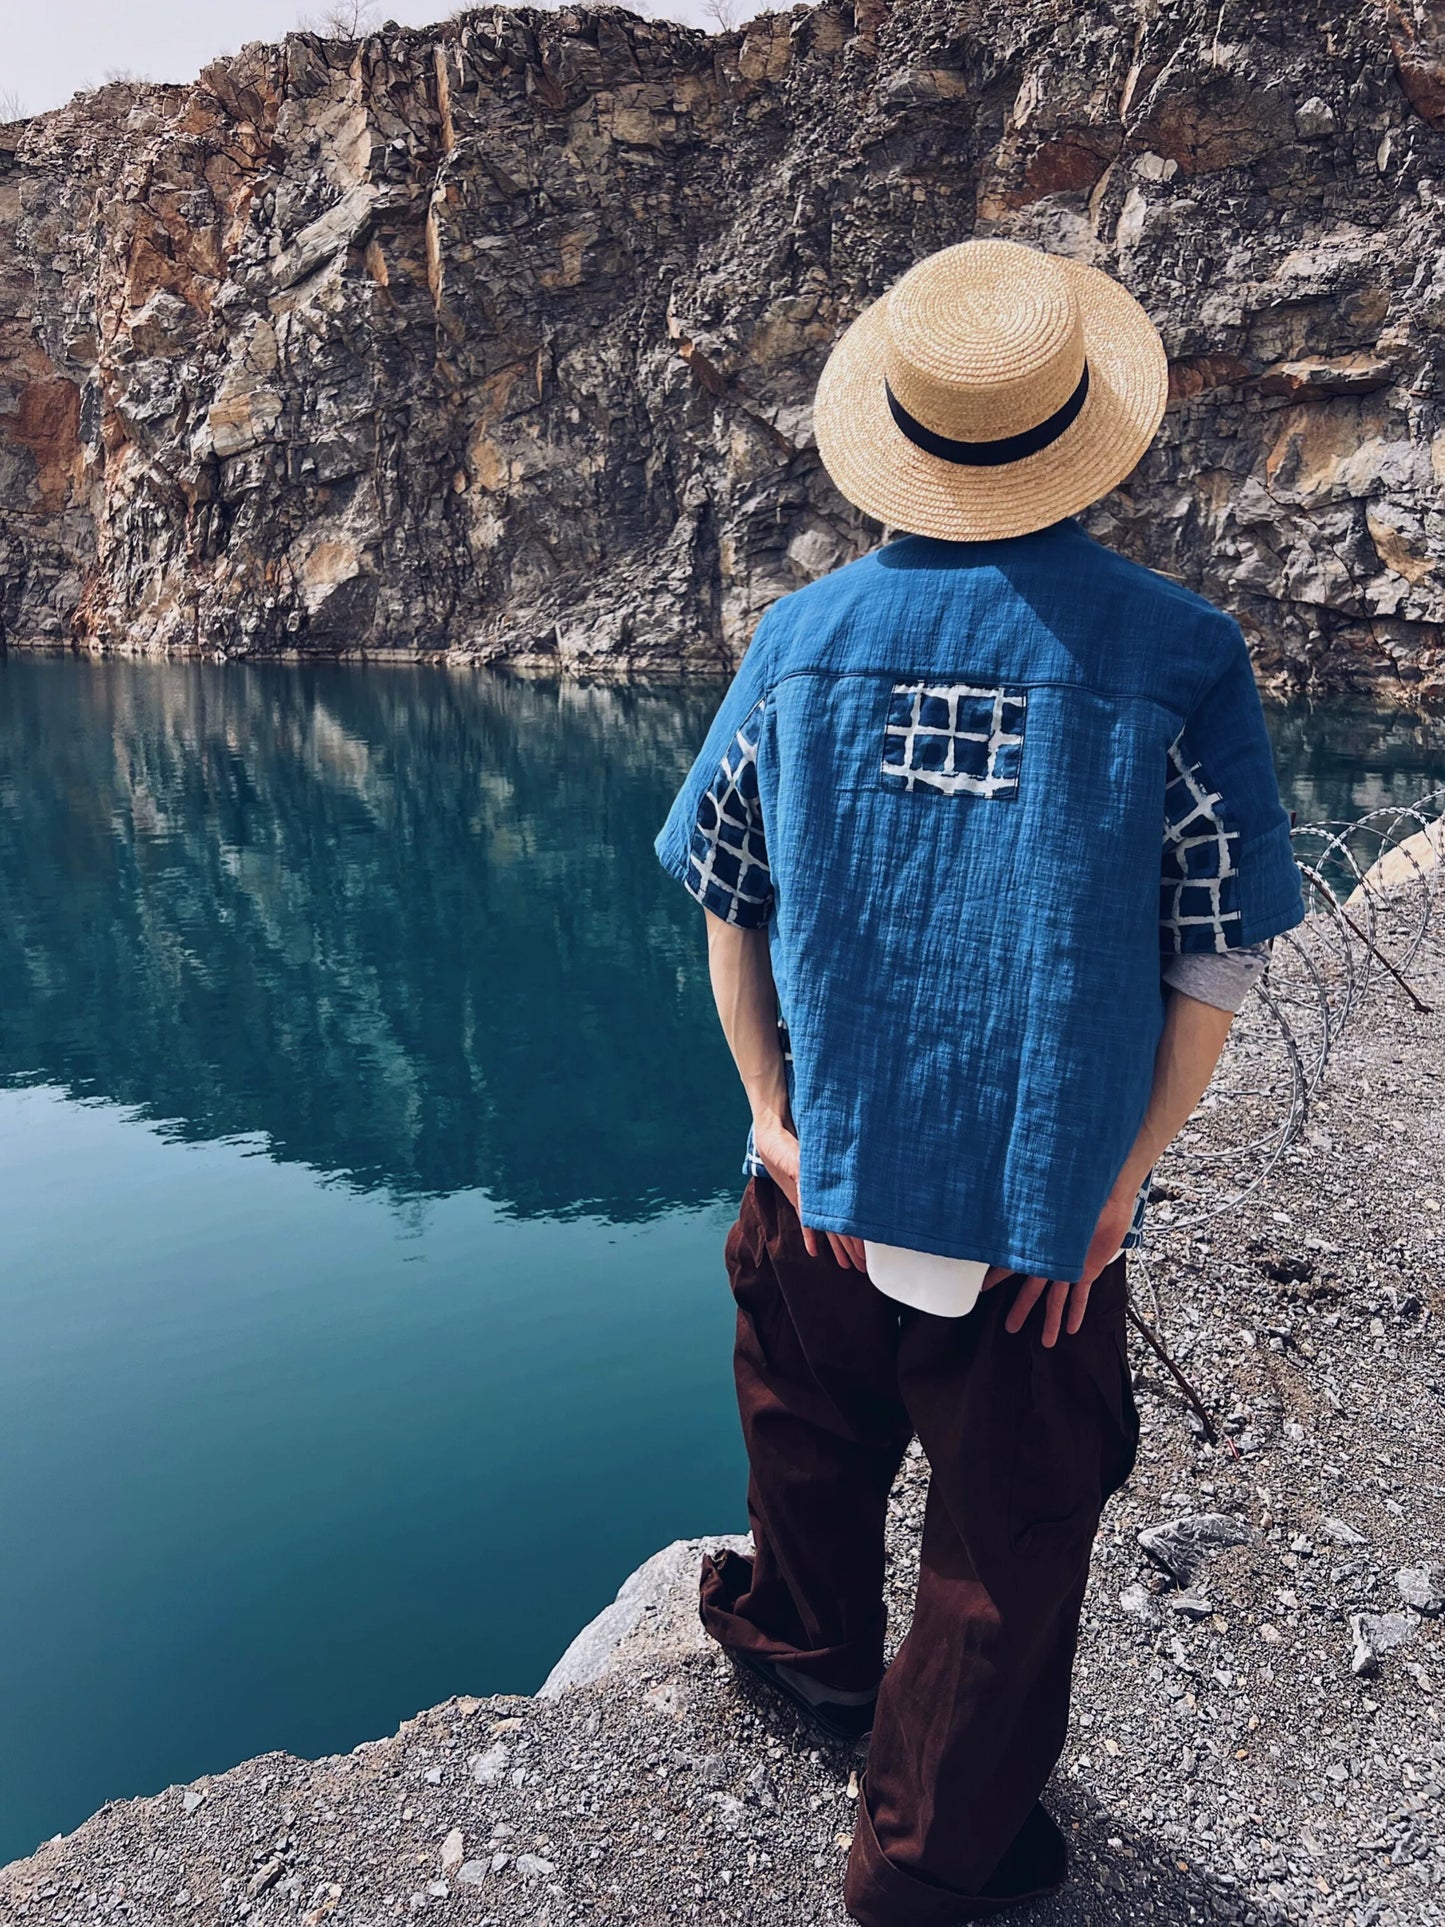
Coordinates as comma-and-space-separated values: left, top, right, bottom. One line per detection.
2, 0, 1445, 699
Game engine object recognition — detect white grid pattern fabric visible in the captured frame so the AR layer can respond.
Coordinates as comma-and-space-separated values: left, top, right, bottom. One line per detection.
683, 697, 774, 927
1160, 736, 1242, 954
880, 681, 1027, 798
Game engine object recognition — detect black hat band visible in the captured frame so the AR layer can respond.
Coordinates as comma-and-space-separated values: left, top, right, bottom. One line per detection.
884, 361, 1091, 468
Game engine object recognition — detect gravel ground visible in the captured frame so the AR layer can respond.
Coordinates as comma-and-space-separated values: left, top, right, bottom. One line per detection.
3, 944, 1442, 1927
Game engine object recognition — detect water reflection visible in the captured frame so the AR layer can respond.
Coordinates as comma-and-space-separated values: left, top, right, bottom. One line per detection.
2, 662, 1441, 1225
0, 658, 745, 1217
1264, 696, 1445, 823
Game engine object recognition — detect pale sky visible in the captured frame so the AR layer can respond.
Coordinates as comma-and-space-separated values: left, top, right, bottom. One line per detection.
2, 0, 750, 120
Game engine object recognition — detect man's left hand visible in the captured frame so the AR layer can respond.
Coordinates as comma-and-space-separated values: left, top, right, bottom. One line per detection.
751, 1110, 869, 1272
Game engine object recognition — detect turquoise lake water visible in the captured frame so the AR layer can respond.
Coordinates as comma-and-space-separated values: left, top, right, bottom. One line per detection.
1, 655, 1443, 1865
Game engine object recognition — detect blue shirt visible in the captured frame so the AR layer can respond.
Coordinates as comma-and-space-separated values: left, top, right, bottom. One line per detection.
656, 519, 1305, 1281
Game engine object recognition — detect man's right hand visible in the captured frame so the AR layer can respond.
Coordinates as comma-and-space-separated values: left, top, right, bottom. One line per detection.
980, 1175, 1136, 1347
751, 1110, 869, 1273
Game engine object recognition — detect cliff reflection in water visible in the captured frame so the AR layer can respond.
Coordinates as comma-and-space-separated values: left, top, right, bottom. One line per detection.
3, 661, 1441, 1222
1264, 695, 1445, 822
0, 657, 744, 1217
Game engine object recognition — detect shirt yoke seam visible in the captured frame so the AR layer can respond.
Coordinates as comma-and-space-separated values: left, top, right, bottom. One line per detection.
767, 663, 1190, 719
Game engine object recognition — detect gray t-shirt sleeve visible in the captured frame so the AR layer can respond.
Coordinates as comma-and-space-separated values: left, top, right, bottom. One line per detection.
1161, 940, 1270, 1013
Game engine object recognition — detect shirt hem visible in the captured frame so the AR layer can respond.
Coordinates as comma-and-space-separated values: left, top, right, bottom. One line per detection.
792, 1204, 1095, 1283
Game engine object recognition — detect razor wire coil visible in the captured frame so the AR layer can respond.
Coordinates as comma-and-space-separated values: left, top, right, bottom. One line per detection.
1144, 787, 1445, 1241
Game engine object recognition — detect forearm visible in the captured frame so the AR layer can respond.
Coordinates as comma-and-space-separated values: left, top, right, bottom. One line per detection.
1114, 988, 1236, 1195
704, 912, 790, 1128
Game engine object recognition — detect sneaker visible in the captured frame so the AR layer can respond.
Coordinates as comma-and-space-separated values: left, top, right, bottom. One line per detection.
727, 1648, 878, 1743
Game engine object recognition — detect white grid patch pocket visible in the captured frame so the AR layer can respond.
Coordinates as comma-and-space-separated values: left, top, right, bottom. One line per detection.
880, 681, 1027, 798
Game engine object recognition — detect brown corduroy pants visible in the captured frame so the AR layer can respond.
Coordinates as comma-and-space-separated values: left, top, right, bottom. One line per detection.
700, 1172, 1140, 1926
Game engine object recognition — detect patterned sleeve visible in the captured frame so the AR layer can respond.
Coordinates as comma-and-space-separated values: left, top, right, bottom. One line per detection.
1160, 620, 1305, 955
681, 696, 774, 926
1119, 1172, 1150, 1253
655, 621, 776, 928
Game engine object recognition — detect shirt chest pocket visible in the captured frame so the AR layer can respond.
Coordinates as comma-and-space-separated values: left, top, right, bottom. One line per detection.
879, 680, 1028, 800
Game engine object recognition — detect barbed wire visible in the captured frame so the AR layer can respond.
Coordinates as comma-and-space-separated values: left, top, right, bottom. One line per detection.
1144, 786, 1445, 1243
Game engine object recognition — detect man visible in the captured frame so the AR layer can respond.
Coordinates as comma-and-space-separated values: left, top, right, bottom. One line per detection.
654, 239, 1305, 1924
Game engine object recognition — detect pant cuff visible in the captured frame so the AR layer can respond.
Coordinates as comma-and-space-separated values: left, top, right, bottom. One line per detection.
699, 1547, 883, 1693
844, 1774, 1068, 1926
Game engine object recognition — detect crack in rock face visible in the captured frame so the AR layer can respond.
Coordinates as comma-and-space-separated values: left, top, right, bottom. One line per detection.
1, 0, 1444, 698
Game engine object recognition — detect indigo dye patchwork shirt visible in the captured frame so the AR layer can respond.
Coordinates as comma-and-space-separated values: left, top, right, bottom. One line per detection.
656, 518, 1305, 1282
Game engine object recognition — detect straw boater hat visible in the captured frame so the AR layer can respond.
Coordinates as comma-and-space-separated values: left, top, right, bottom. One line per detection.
813, 238, 1169, 543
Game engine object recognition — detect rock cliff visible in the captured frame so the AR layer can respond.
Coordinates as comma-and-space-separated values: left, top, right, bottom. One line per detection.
2, 0, 1445, 698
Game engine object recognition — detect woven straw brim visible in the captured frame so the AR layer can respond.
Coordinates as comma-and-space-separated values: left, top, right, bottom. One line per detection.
813, 257, 1168, 542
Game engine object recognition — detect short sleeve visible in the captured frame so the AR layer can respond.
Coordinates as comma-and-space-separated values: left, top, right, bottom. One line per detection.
654, 619, 775, 928
1161, 941, 1270, 1011
1160, 622, 1305, 954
